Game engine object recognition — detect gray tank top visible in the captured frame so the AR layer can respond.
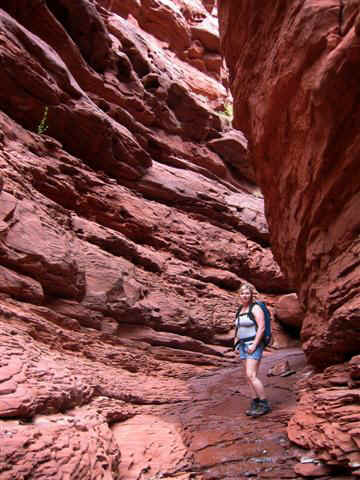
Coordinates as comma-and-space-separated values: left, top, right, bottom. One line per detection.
236, 311, 257, 340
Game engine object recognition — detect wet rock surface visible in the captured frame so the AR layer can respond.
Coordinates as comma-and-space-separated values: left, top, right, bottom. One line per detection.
112, 348, 308, 480
0, 294, 307, 479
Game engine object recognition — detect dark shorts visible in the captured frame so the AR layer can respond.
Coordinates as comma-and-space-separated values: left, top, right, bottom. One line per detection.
236, 341, 264, 361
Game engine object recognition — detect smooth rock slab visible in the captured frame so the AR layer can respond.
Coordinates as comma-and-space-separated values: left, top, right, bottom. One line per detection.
112, 414, 188, 480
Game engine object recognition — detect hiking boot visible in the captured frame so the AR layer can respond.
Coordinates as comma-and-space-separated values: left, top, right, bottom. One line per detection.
250, 399, 271, 417
245, 398, 260, 416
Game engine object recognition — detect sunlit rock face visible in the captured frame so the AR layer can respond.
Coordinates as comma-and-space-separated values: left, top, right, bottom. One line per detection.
218, 0, 360, 473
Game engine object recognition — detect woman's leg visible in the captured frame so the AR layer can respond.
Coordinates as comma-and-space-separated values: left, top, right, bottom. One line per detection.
245, 358, 266, 400
244, 364, 257, 399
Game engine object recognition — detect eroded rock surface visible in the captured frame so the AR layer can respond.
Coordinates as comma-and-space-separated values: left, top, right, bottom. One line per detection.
218, 0, 360, 474
0, 0, 301, 477
288, 355, 360, 475
112, 349, 307, 480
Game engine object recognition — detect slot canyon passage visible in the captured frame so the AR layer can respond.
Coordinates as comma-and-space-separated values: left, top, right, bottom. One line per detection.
0, 0, 359, 478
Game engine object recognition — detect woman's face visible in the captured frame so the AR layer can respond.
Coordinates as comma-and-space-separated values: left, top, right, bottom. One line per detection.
238, 287, 252, 304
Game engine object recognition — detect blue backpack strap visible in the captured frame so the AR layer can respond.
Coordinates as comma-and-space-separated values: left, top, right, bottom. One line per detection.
251, 301, 272, 346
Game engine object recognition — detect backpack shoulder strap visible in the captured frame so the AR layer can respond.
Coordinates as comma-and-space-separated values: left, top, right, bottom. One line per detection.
248, 302, 259, 328
249, 302, 257, 315
234, 306, 241, 339
250, 301, 261, 310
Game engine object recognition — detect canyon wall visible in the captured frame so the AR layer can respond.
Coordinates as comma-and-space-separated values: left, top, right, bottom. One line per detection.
0, 0, 297, 477
218, 0, 360, 474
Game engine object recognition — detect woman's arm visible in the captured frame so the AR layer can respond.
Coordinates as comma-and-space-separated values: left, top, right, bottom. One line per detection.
248, 304, 265, 352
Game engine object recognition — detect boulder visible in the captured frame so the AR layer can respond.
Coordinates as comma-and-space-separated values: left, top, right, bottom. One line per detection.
275, 293, 304, 330
208, 130, 255, 183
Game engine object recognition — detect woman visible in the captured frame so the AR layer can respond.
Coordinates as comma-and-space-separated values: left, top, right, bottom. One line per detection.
234, 284, 270, 417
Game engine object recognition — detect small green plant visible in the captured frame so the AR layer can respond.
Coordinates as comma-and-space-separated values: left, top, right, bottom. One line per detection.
223, 101, 233, 119
37, 106, 49, 135
216, 101, 234, 122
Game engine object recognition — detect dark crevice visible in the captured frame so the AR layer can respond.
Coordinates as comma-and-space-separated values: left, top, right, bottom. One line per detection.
117, 54, 133, 82
339, 0, 345, 36
277, 320, 301, 340
127, 47, 151, 78
46, 0, 69, 32
142, 74, 161, 91
121, 39, 151, 78
338, 259, 360, 278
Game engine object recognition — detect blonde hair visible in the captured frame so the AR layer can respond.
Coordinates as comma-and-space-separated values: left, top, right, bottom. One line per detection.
238, 284, 255, 301
239, 283, 252, 293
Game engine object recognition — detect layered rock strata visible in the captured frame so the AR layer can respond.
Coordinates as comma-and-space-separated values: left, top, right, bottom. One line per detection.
218, 0, 360, 474
0, 0, 298, 477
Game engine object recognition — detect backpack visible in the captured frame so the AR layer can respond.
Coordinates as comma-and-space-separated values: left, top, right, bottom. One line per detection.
234, 301, 272, 348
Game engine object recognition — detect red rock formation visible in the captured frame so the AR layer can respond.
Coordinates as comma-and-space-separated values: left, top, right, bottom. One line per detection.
218, 0, 360, 474
288, 355, 360, 476
276, 293, 304, 331
0, 0, 298, 477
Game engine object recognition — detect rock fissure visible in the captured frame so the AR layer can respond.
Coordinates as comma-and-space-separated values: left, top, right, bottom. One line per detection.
339, 0, 345, 36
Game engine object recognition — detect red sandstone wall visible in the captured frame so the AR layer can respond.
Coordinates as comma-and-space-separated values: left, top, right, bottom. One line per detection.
218, 0, 360, 473
0, 0, 298, 476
